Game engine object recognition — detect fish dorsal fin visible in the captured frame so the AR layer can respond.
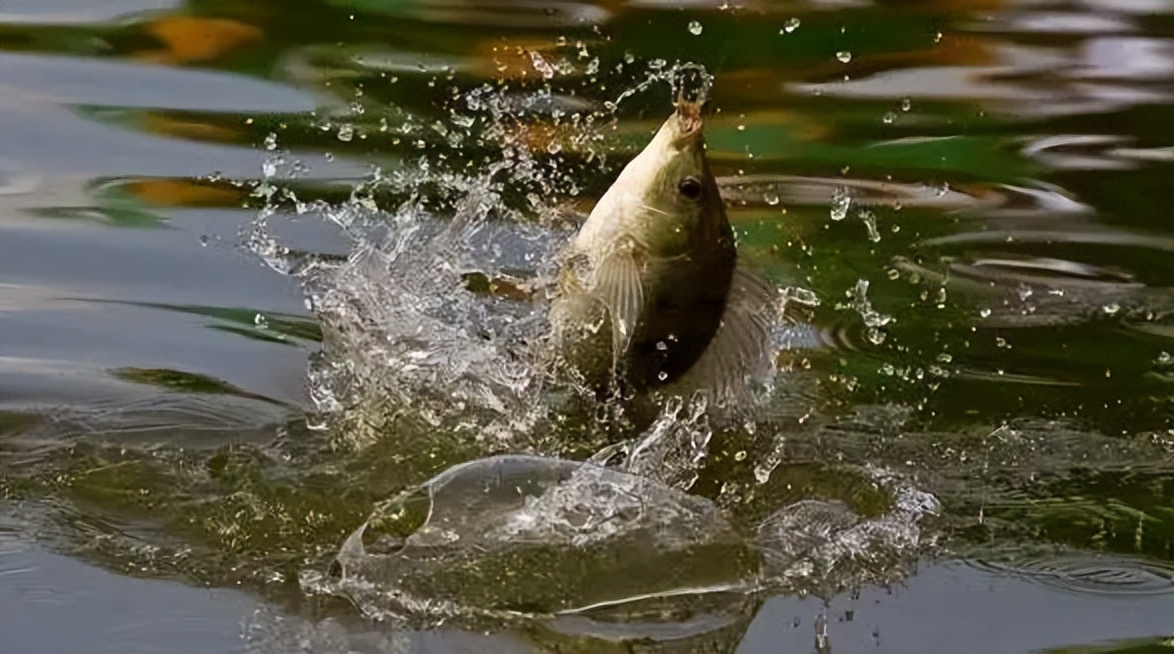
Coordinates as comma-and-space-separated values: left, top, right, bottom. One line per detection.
590, 242, 645, 366
671, 266, 776, 402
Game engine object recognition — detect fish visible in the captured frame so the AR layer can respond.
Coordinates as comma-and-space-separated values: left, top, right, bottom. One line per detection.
547, 94, 775, 403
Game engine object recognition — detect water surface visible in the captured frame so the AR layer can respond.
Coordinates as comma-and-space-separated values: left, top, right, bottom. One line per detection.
1, 1, 1172, 652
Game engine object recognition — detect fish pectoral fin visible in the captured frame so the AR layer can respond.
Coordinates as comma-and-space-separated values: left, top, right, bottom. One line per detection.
591, 249, 645, 362
674, 266, 776, 401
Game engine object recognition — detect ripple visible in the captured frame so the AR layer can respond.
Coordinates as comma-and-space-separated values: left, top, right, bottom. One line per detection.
970, 553, 1174, 597
0, 52, 317, 113
720, 175, 1092, 217
0, 0, 179, 25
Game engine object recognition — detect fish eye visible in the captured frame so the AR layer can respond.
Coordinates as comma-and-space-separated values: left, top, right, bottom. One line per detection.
678, 176, 703, 200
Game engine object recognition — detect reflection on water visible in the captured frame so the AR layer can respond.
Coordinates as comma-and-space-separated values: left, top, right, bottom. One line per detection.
0, 0, 1172, 652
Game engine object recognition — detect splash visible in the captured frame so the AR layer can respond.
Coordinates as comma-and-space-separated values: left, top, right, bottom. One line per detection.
246, 60, 771, 451
238, 57, 941, 645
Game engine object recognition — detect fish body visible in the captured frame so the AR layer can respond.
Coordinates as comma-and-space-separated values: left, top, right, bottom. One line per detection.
549, 99, 767, 398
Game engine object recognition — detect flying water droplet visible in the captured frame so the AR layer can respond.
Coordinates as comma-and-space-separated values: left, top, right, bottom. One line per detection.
782, 286, 821, 307
836, 51, 853, 63
764, 191, 780, 206
337, 124, 354, 142
1102, 303, 1121, 315
687, 20, 703, 36
254, 313, 269, 329
263, 132, 278, 151
858, 209, 880, 242
781, 18, 801, 34
529, 51, 556, 79
830, 186, 851, 221
882, 111, 897, 124
901, 97, 912, 112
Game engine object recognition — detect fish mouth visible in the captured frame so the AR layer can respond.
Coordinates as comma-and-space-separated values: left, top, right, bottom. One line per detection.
673, 97, 704, 143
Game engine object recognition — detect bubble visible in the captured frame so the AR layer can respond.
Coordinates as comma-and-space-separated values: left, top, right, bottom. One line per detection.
836, 51, 853, 63
687, 20, 703, 36
781, 18, 801, 34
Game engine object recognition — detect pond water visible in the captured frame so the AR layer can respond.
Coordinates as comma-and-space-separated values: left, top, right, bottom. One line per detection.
1, 1, 1172, 652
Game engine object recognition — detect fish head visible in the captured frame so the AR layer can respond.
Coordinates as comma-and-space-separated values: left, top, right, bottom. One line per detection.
578, 100, 730, 259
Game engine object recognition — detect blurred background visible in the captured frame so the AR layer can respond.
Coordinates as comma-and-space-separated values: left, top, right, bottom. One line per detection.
0, 1, 1171, 653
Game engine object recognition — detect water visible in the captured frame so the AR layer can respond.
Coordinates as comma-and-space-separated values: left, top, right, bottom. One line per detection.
2, 1, 1172, 652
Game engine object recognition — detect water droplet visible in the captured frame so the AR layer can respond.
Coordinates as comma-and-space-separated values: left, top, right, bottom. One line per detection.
263, 132, 278, 151
882, 111, 897, 124
337, 124, 354, 142
529, 51, 556, 79
1102, 303, 1120, 315
782, 286, 821, 307
324, 152, 335, 162
858, 209, 880, 242
830, 186, 851, 221
198, 234, 210, 247
657, 371, 669, 381
937, 352, 953, 363
880, 362, 895, 376
836, 51, 853, 63
781, 17, 801, 34
655, 341, 668, 351
901, 97, 912, 112
979, 308, 992, 318
764, 191, 780, 206
688, 20, 703, 35
886, 268, 900, 280
254, 313, 269, 329
1156, 351, 1172, 365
